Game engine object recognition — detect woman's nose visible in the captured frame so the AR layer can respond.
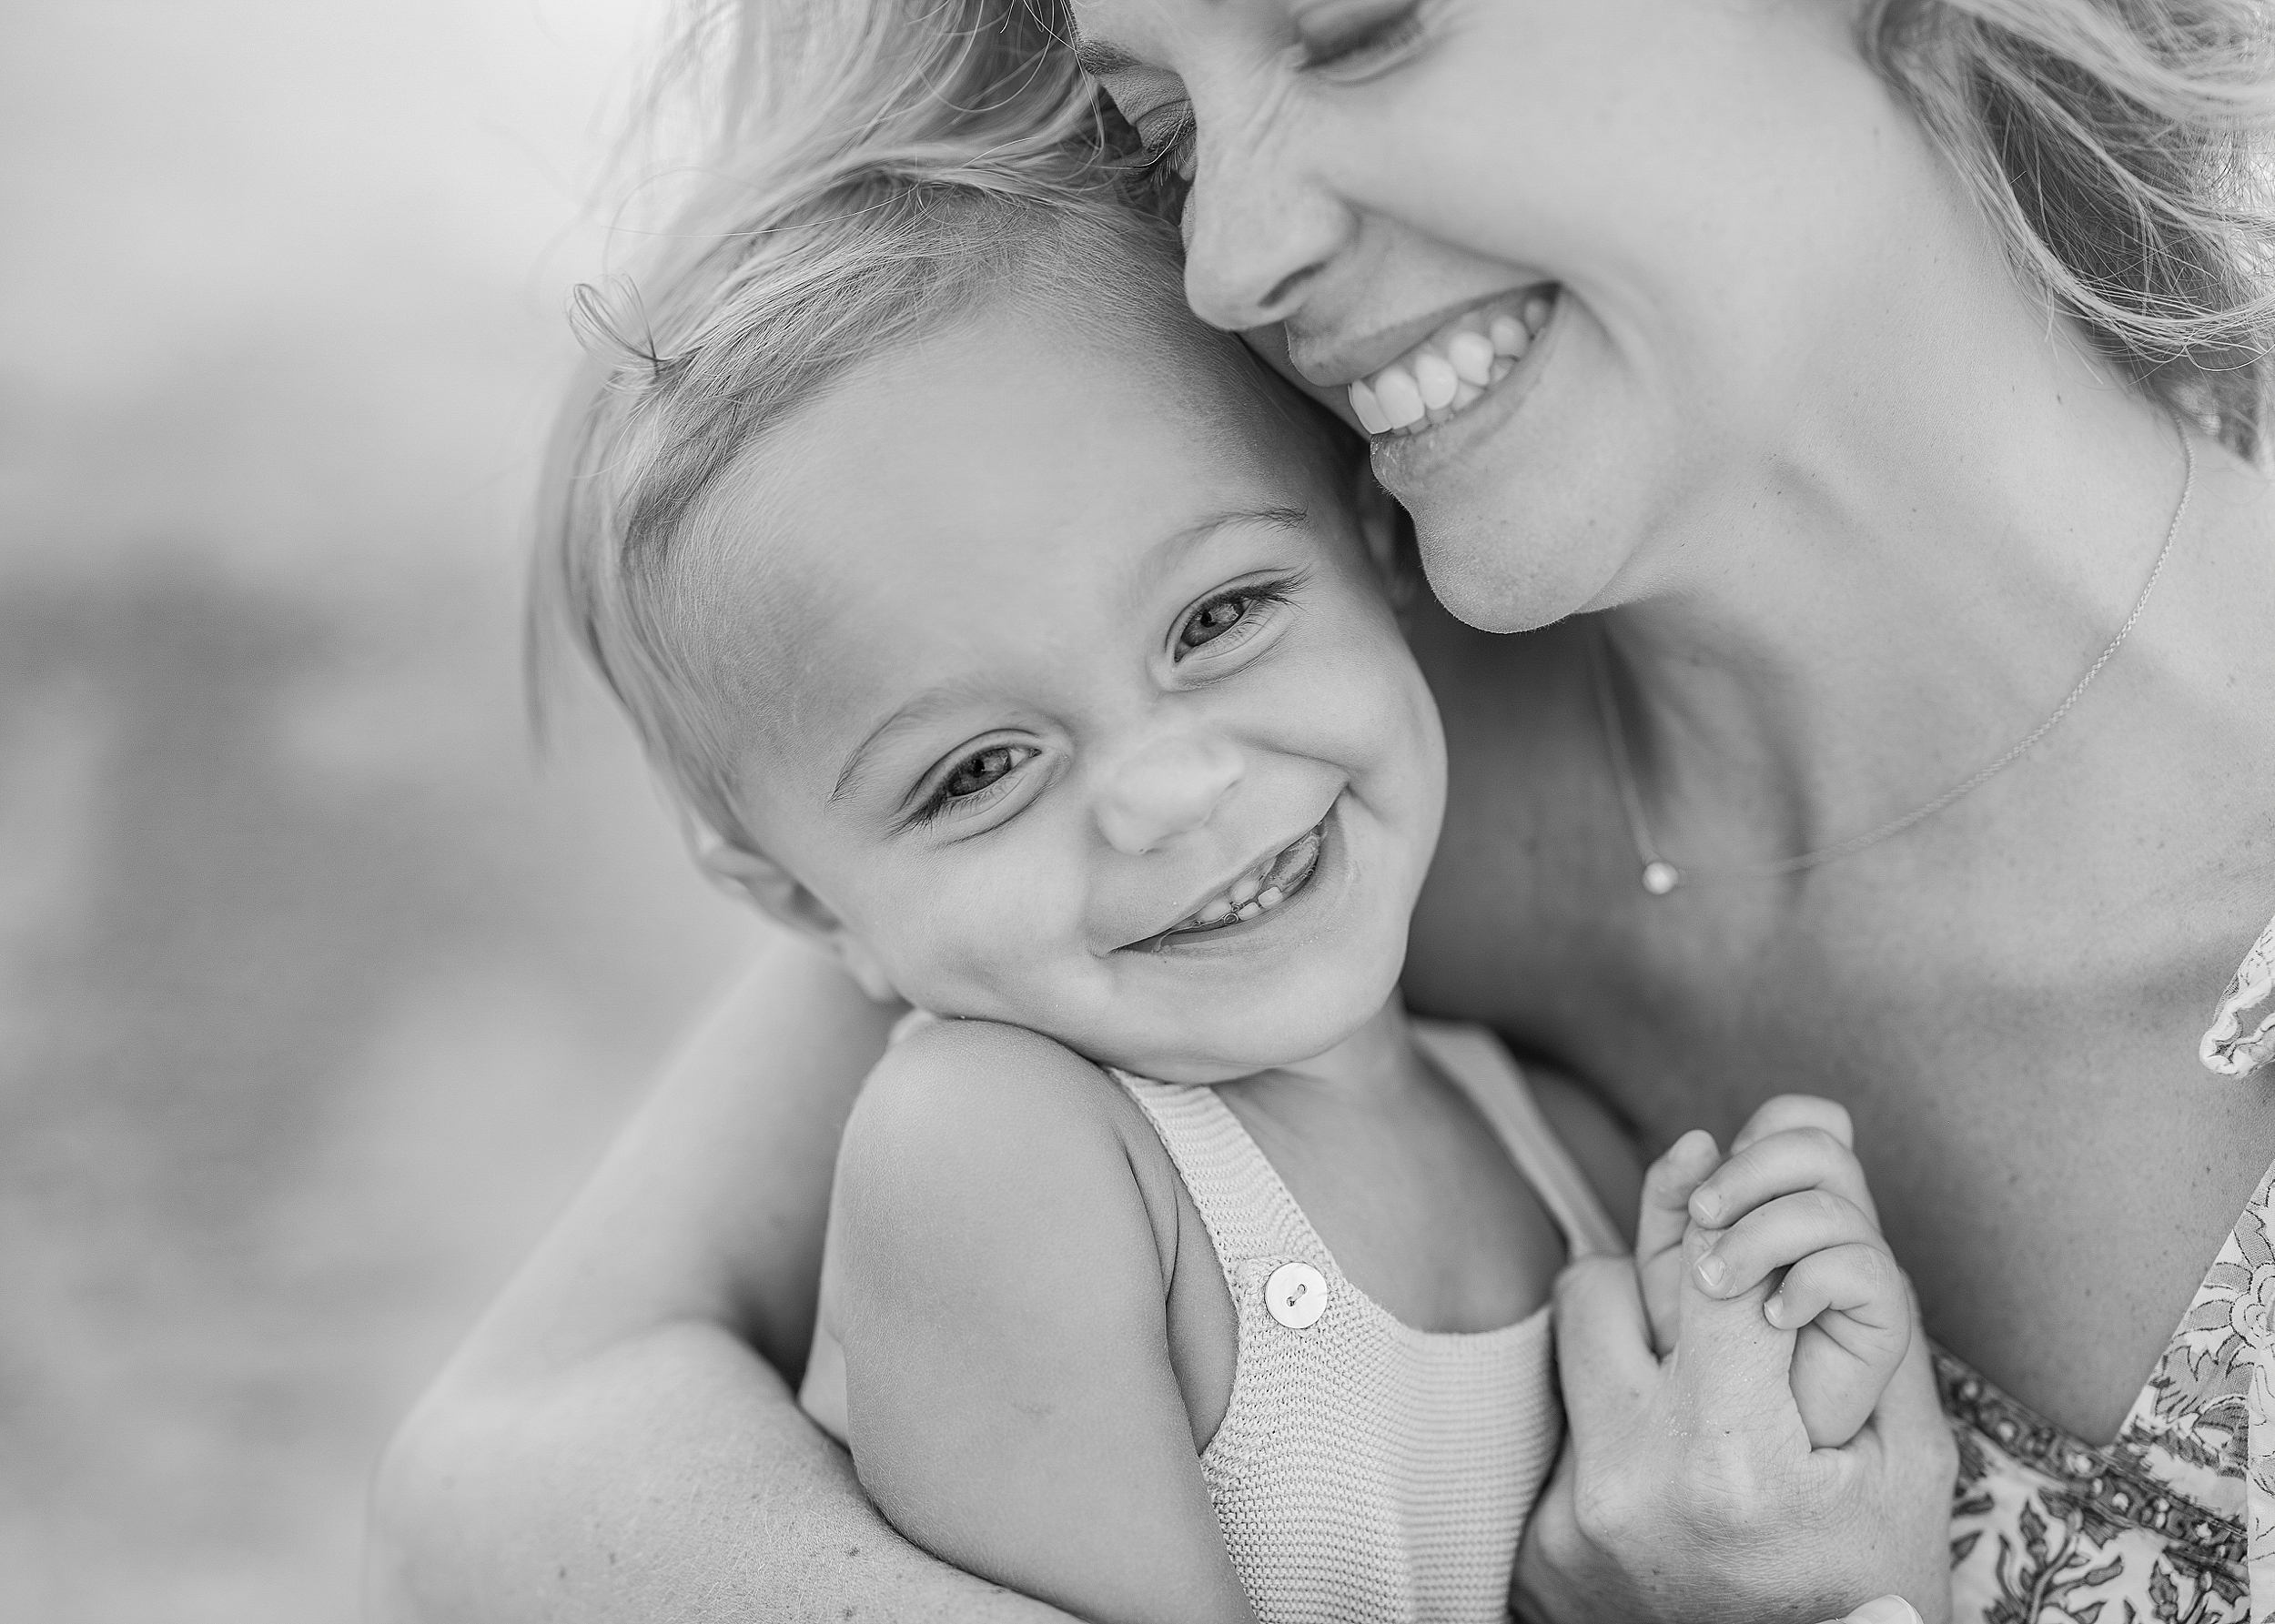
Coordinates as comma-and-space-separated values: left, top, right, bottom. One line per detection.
1180, 122, 1348, 333
1095, 731, 1245, 855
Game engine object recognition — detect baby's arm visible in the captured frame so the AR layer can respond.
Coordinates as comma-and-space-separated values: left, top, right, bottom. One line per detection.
832, 1019, 1255, 1624
367, 943, 1074, 1623
1635, 1096, 1912, 1449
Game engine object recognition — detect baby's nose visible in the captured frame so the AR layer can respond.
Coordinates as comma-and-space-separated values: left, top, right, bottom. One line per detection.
1095, 732, 1244, 855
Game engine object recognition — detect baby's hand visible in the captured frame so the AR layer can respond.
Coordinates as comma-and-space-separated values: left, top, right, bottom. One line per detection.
1637, 1096, 1913, 1448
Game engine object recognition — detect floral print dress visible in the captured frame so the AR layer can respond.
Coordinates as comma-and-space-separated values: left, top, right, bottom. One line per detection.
1945, 909, 2275, 1623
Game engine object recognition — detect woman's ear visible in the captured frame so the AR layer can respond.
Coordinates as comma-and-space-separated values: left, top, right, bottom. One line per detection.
690, 824, 903, 1004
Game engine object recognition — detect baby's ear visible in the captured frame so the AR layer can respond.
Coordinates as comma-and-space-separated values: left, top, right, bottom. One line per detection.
692, 827, 902, 1004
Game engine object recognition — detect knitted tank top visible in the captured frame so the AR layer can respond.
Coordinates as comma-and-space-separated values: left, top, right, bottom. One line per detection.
1110, 1019, 1624, 1624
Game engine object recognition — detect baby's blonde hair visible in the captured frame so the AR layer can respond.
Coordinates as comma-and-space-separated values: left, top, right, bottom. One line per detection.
533, 0, 1182, 853
1864, 0, 2275, 455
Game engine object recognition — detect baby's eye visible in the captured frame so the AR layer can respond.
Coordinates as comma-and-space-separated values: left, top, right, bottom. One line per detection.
1175, 581, 1294, 661
939, 742, 1036, 801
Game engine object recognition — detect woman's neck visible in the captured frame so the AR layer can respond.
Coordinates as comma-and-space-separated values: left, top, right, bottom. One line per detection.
1601, 285, 2218, 871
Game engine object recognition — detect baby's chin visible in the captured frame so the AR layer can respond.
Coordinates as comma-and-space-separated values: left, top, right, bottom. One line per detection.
1046, 957, 1408, 1086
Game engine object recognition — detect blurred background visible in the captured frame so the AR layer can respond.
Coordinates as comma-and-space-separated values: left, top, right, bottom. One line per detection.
0, 4, 769, 1619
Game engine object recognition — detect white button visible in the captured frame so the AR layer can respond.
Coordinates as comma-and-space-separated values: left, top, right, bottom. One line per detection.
1265, 1261, 1329, 1329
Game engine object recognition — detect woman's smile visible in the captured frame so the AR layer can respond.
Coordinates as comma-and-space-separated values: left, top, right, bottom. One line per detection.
1368, 281, 1572, 519
1344, 286, 1556, 440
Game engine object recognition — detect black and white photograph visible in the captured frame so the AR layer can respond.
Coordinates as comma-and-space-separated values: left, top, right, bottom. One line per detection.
6, 2, 2273, 1621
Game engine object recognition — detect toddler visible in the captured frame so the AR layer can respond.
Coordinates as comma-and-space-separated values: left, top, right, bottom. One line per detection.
542, 114, 1915, 1624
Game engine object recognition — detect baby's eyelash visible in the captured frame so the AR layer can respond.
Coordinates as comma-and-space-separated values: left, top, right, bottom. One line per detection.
1177, 576, 1303, 660
911, 742, 1036, 826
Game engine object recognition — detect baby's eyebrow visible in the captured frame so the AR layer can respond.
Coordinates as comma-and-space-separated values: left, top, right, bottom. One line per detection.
830, 679, 997, 807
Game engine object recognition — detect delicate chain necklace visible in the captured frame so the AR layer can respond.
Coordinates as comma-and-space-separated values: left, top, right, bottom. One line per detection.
1592, 424, 2197, 897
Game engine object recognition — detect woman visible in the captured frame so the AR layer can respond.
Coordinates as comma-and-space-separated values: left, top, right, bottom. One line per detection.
369, 0, 2275, 1619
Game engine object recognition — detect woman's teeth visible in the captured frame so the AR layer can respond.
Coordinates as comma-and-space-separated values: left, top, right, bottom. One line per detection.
1173, 827, 1323, 935
1348, 287, 1556, 439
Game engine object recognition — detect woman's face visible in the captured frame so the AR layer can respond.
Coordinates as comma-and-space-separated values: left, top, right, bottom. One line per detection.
1073, 0, 1925, 630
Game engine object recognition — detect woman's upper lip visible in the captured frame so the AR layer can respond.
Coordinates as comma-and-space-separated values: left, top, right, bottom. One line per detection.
1289, 286, 1543, 388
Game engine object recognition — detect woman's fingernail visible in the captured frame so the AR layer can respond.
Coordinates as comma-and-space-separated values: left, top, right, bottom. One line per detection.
1851, 1598, 1920, 1624
1695, 1253, 1726, 1291
1691, 1187, 1724, 1223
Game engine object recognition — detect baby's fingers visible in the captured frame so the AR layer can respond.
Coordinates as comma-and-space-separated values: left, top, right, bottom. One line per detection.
1692, 1189, 1880, 1301
1765, 1242, 1909, 1343
1776, 1243, 1916, 1449
1729, 1093, 1853, 1155
1690, 1120, 1878, 1231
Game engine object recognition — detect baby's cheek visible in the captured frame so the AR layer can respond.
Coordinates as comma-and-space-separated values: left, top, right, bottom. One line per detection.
867, 866, 1082, 1021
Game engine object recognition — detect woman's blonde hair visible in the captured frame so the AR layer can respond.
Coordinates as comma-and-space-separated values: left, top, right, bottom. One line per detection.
1863, 0, 2275, 456
533, 0, 1179, 853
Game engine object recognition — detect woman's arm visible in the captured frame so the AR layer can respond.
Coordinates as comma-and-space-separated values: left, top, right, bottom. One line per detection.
366, 938, 1077, 1622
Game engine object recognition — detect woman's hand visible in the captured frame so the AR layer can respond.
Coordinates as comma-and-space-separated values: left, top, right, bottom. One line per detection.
1512, 1240, 1956, 1624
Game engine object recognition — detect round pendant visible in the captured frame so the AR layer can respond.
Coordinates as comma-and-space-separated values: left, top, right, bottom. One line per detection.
1642, 861, 1680, 896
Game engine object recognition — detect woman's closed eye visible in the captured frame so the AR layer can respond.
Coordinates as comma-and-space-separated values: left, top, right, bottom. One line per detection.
1293, 0, 1427, 79
1131, 102, 1198, 187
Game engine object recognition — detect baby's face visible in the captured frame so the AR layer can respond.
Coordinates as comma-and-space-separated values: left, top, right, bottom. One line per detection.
705, 300, 1446, 1084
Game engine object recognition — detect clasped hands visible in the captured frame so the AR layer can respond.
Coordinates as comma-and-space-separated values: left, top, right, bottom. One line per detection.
1516, 1097, 1957, 1624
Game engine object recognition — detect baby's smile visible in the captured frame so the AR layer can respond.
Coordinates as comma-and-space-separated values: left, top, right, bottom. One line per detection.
1127, 809, 1331, 950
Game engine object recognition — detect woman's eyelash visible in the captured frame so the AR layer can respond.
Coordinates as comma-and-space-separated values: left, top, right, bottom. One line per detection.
1143, 113, 1196, 177
1299, 5, 1424, 75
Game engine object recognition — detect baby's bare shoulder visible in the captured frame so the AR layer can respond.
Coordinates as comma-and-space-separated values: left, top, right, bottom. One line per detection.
836, 1020, 1178, 1272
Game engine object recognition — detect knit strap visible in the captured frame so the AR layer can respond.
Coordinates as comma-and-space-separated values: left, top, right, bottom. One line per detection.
1410, 1019, 1627, 1259
1112, 1071, 1330, 1268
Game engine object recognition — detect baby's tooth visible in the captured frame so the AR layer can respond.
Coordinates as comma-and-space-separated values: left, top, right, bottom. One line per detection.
1451, 380, 1482, 410
1230, 876, 1260, 906
1523, 292, 1553, 331
1256, 886, 1284, 909
1198, 897, 1234, 924
1236, 901, 1263, 921
1488, 355, 1515, 384
1490, 315, 1528, 358
1347, 379, 1391, 437
1413, 351, 1459, 410
1370, 366, 1426, 429
1448, 330, 1496, 387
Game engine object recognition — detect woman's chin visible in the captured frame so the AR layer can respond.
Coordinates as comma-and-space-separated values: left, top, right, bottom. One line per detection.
1410, 499, 1631, 636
